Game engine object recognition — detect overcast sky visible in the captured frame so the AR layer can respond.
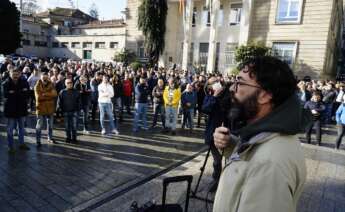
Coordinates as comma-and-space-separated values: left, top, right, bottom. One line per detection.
11, 0, 127, 20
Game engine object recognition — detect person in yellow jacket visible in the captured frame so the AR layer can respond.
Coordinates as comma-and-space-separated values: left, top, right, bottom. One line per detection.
34, 72, 58, 147
163, 77, 181, 135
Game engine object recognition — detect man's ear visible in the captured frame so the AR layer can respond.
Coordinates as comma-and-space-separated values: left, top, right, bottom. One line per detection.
258, 90, 272, 105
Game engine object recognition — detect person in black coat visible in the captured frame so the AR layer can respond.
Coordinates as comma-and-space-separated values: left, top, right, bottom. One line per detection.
3, 68, 30, 153
58, 78, 81, 143
74, 75, 91, 134
202, 77, 230, 192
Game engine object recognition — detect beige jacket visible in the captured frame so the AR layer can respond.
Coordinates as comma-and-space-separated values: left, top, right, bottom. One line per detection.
213, 133, 306, 212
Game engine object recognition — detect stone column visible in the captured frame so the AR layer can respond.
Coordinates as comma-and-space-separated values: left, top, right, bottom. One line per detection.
206, 0, 220, 73
182, 0, 194, 71
239, 0, 253, 45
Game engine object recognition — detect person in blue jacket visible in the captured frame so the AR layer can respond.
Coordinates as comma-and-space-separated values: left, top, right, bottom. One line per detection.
335, 95, 345, 150
181, 83, 197, 131
304, 91, 325, 145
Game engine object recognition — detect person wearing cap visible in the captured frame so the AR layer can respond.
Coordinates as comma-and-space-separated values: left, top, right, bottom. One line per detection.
34, 72, 57, 147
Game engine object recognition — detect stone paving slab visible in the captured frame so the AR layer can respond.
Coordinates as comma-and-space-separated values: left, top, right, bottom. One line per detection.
0, 113, 205, 211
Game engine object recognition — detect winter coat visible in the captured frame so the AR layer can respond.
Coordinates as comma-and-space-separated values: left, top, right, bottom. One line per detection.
113, 82, 123, 98
123, 79, 133, 97
3, 78, 30, 118
163, 86, 181, 108
34, 80, 57, 115
213, 95, 310, 212
58, 88, 81, 112
181, 90, 197, 110
304, 100, 325, 121
74, 80, 91, 106
135, 83, 150, 103
152, 85, 164, 104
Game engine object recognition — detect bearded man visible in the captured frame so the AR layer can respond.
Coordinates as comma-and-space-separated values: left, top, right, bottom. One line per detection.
34, 71, 58, 147
213, 56, 310, 212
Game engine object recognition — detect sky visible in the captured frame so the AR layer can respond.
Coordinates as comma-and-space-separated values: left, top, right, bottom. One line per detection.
11, 0, 127, 20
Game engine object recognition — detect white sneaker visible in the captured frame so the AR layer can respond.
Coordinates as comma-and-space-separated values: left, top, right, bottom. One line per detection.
112, 129, 119, 135
101, 129, 106, 135
83, 130, 90, 134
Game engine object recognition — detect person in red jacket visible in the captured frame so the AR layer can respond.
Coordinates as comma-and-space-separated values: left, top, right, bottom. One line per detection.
122, 73, 133, 115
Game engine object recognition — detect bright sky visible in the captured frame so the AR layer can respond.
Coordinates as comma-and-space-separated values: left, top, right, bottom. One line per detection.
11, 0, 127, 20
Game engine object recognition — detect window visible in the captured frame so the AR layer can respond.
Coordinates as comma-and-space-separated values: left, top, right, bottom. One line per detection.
218, 5, 224, 26
199, 43, 209, 70
83, 42, 92, 48
95, 42, 106, 49
71, 42, 81, 49
40, 31, 45, 36
34, 41, 47, 47
52, 42, 59, 48
137, 41, 145, 58
22, 39, 31, 46
61, 42, 68, 48
202, 6, 211, 26
110, 42, 119, 49
276, 0, 303, 23
272, 42, 297, 66
192, 7, 197, 27
23, 29, 29, 33
189, 43, 194, 66
225, 43, 237, 66
229, 3, 242, 26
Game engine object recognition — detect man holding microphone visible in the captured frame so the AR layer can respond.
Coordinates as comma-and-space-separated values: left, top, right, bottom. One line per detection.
212, 56, 310, 212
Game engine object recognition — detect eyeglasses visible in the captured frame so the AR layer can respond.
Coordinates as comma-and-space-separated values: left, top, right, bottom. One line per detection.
233, 79, 261, 92
66, 82, 73, 84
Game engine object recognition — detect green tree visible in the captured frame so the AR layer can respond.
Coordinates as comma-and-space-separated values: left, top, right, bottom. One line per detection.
0, 0, 22, 55
114, 49, 137, 66
235, 42, 271, 65
138, 0, 167, 66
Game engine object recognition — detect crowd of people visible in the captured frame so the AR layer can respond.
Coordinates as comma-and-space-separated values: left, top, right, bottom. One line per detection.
297, 80, 345, 149
0, 56, 234, 154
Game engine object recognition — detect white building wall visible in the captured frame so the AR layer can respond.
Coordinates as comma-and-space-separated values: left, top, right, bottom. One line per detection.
162, 0, 242, 73
50, 34, 126, 62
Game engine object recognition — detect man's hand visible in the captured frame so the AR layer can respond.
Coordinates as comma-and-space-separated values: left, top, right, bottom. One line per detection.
311, 109, 318, 114
213, 126, 230, 149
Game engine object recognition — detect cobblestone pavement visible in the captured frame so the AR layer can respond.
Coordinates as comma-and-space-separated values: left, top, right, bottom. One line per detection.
0, 112, 205, 212
94, 126, 345, 212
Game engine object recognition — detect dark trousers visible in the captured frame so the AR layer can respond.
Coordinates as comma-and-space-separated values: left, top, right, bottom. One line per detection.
122, 96, 132, 114
335, 124, 345, 149
305, 120, 322, 145
91, 101, 98, 121
64, 112, 78, 141
152, 103, 165, 128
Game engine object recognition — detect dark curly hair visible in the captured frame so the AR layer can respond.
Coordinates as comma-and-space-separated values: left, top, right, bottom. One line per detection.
239, 56, 297, 108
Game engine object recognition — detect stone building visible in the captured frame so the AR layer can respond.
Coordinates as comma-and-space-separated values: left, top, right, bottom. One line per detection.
19, 7, 126, 62
125, 0, 343, 78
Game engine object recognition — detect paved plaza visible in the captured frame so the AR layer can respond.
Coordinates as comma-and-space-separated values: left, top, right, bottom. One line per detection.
0, 112, 205, 211
0, 111, 345, 211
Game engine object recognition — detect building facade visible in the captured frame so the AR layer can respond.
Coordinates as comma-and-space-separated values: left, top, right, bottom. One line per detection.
19, 8, 126, 62
125, 0, 343, 78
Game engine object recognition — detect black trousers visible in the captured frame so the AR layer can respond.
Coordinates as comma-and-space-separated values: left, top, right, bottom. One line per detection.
335, 124, 345, 149
305, 120, 322, 145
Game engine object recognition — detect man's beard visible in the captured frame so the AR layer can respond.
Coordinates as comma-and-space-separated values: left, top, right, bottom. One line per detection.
228, 90, 260, 125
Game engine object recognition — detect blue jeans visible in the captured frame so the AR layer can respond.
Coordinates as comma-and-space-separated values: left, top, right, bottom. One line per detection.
80, 104, 90, 130
36, 115, 54, 143
323, 103, 333, 124
7, 117, 25, 148
182, 108, 194, 129
152, 103, 165, 128
165, 106, 178, 130
99, 103, 116, 131
64, 112, 78, 140
133, 103, 148, 130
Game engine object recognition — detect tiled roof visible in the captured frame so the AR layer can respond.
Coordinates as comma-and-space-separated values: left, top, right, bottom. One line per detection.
73, 19, 126, 29
36, 7, 96, 21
